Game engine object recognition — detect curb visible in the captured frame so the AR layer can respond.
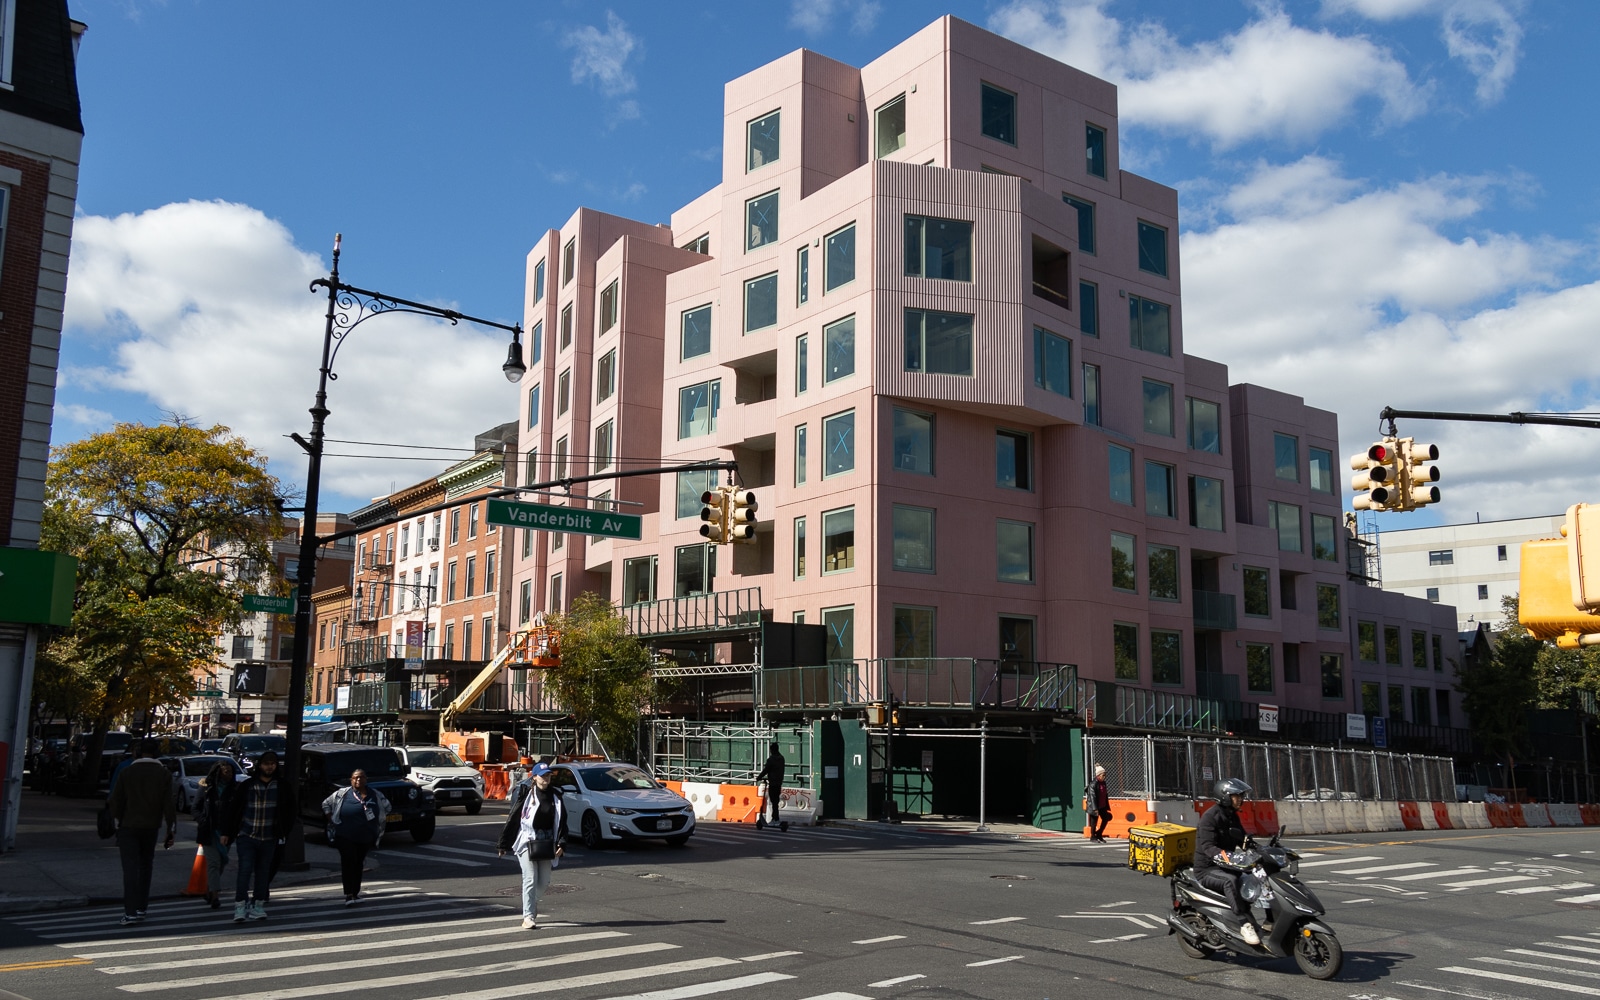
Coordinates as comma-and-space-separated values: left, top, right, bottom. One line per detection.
0, 894, 89, 914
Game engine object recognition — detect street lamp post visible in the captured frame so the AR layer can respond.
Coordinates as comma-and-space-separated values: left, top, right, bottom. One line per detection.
282, 234, 525, 868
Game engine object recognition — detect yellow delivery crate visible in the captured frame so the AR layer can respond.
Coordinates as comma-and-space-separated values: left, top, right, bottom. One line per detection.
1127, 822, 1195, 876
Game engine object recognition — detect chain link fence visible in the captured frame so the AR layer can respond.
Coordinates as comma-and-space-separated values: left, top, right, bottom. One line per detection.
1091, 734, 1457, 801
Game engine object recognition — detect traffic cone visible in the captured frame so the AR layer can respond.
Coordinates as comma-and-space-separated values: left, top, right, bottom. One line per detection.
183, 844, 207, 896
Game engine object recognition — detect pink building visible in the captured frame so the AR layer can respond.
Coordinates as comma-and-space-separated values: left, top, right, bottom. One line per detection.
507, 17, 1462, 745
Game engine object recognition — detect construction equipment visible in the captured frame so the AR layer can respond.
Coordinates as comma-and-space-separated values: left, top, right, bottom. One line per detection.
438, 616, 561, 737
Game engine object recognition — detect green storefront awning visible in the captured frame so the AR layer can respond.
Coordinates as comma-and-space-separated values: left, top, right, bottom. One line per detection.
0, 547, 77, 626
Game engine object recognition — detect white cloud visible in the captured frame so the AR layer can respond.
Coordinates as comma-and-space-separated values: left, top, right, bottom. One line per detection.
788, 0, 882, 37
1181, 158, 1600, 520
55, 403, 113, 430
1325, 0, 1522, 103
564, 11, 639, 98
991, 0, 1428, 147
62, 201, 522, 507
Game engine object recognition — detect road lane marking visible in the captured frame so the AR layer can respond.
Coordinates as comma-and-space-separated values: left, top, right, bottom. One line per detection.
12, 888, 424, 928
593, 973, 797, 999
1097, 900, 1137, 907
1299, 856, 1386, 868
869, 975, 926, 987
737, 951, 801, 961
970, 917, 1027, 925
1091, 933, 1148, 943
967, 955, 1025, 966
1446, 876, 1539, 889
38, 895, 455, 940
47, 900, 496, 946
407, 957, 746, 1000
1385, 868, 1487, 882
1539, 943, 1600, 956
1439, 965, 1600, 995
1337, 863, 1434, 875
852, 935, 905, 944
1060, 913, 1157, 928
380, 850, 488, 867
1399, 979, 1542, 1000
417, 843, 502, 858
1501, 883, 1595, 895
1509, 949, 1600, 967
1341, 898, 1375, 903
1563, 937, 1600, 945
1478, 957, 1600, 980
0, 957, 92, 972
1558, 894, 1600, 905
72, 913, 518, 959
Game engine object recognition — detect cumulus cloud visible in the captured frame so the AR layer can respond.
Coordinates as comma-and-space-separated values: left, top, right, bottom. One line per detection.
62, 201, 522, 507
991, 0, 1428, 147
564, 11, 640, 97
1325, 0, 1522, 103
1181, 158, 1599, 520
789, 0, 882, 37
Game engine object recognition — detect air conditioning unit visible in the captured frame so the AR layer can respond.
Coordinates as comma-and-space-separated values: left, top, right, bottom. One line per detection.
428, 537, 440, 551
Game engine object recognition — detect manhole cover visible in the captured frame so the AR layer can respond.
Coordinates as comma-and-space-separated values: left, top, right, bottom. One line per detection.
496, 884, 581, 896
989, 874, 1034, 880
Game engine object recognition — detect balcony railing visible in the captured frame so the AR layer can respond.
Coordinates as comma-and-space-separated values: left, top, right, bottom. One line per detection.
758, 659, 1092, 715
1192, 590, 1237, 631
338, 676, 564, 716
341, 636, 389, 669
626, 587, 764, 637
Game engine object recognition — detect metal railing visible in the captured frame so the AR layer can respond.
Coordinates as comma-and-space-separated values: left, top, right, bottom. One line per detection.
1192, 590, 1237, 631
1110, 684, 1225, 732
757, 660, 1092, 715
648, 720, 814, 785
341, 636, 389, 669
338, 675, 564, 716
625, 587, 765, 636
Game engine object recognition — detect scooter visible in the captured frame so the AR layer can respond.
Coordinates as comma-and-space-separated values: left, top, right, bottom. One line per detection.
1166, 829, 1343, 979
753, 782, 789, 832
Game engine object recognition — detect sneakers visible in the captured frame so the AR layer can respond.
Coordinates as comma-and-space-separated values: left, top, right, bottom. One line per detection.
119, 913, 143, 926
344, 895, 356, 907
1239, 922, 1262, 946
521, 917, 537, 930
232, 902, 248, 923
245, 901, 267, 922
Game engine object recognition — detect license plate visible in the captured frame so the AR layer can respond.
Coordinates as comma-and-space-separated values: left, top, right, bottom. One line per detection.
440, 790, 457, 798
655, 819, 672, 831
386, 813, 400, 823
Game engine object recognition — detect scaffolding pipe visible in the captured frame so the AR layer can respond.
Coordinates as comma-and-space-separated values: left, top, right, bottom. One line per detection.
977, 717, 990, 832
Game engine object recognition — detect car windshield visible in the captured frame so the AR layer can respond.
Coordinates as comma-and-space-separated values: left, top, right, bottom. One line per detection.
320, 750, 405, 783
102, 733, 134, 750
183, 757, 230, 777
237, 736, 286, 753
407, 750, 466, 768
581, 766, 658, 792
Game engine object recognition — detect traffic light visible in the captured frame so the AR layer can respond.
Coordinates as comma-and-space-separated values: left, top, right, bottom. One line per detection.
1519, 535, 1600, 648
1565, 503, 1600, 613
698, 488, 729, 544
1398, 438, 1441, 510
728, 489, 759, 543
1350, 440, 1400, 511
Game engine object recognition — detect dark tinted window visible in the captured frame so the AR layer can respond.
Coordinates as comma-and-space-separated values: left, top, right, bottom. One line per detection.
236, 736, 286, 754
318, 750, 405, 783
183, 756, 231, 777
579, 766, 658, 792
406, 750, 465, 768
981, 84, 1016, 144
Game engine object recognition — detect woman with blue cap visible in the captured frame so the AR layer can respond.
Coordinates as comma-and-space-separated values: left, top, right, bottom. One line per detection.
497, 762, 566, 929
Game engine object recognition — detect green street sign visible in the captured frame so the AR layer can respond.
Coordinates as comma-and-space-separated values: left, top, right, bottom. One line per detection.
197, 689, 224, 698
243, 593, 294, 615
487, 498, 642, 540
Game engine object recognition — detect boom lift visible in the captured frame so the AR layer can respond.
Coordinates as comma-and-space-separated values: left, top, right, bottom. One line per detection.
439, 615, 560, 750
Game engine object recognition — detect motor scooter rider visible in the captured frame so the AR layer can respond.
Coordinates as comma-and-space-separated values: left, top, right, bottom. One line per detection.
1194, 777, 1261, 946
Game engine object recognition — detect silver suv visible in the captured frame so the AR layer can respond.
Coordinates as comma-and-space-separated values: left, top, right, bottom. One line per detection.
395, 745, 485, 814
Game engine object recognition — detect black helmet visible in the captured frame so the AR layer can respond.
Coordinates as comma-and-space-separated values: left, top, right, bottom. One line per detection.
1215, 777, 1251, 802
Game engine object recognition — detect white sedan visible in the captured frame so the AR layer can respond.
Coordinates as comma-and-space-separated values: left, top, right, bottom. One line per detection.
168, 754, 236, 813
548, 762, 696, 849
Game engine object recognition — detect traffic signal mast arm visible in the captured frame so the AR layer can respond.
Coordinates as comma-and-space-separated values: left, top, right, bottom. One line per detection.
1379, 406, 1600, 431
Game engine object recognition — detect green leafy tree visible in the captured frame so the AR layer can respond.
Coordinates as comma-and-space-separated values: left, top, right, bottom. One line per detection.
1458, 630, 1540, 786
547, 592, 654, 760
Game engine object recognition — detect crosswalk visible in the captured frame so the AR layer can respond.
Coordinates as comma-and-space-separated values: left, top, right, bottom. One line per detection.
1371, 930, 1600, 1000
1288, 849, 1600, 901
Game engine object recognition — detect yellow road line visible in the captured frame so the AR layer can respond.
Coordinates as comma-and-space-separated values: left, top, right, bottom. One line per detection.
0, 957, 93, 972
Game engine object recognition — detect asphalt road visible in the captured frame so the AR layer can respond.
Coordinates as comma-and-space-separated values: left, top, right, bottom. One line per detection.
3, 804, 1600, 1000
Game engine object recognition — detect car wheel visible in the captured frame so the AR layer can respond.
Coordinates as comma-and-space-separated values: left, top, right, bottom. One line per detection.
582, 812, 604, 850
410, 816, 436, 844
466, 800, 482, 816
665, 834, 690, 847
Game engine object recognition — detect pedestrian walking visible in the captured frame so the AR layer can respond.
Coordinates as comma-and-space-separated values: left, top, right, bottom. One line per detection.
1086, 764, 1112, 842
192, 759, 241, 909
755, 743, 786, 826
106, 740, 177, 925
219, 749, 298, 923
497, 763, 565, 930
322, 769, 388, 906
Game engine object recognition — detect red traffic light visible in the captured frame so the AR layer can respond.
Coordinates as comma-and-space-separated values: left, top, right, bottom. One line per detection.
1368, 443, 1388, 462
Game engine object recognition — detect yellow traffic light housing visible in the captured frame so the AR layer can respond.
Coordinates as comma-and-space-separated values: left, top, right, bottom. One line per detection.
1564, 503, 1600, 613
1350, 440, 1399, 511
1519, 536, 1600, 648
728, 489, 759, 543
698, 487, 730, 544
1398, 437, 1441, 511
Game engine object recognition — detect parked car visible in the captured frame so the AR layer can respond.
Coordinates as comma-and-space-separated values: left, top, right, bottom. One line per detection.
164, 754, 237, 813
296, 743, 436, 843
220, 733, 288, 774
549, 762, 695, 849
396, 746, 485, 815
69, 731, 135, 786
198, 738, 226, 754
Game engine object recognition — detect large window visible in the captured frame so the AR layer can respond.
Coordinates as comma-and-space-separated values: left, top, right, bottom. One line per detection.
1269, 501, 1301, 552
677, 379, 721, 439
1062, 195, 1095, 255
1243, 567, 1270, 617
1320, 654, 1343, 700
795, 334, 808, 394
997, 519, 1034, 583
825, 223, 856, 291
876, 94, 907, 157
596, 349, 616, 402
681, 305, 711, 359
674, 543, 713, 597
1080, 280, 1099, 336
1083, 364, 1101, 425
1309, 447, 1334, 493
1316, 583, 1341, 630
894, 606, 936, 658
1311, 513, 1338, 561
892, 505, 935, 573
556, 369, 570, 415
562, 238, 575, 285
1129, 295, 1171, 355
1432, 634, 1443, 673
527, 384, 541, 428
1428, 549, 1453, 566
675, 469, 717, 519
1189, 475, 1224, 531
1274, 433, 1300, 481
1033, 327, 1071, 396
1187, 398, 1221, 453
793, 424, 807, 486
823, 410, 855, 477
1149, 543, 1179, 600
892, 408, 933, 474
1412, 630, 1428, 669
904, 215, 973, 281
1145, 462, 1175, 518
560, 303, 573, 349
797, 246, 809, 305
747, 110, 780, 171
623, 556, 656, 605
1361, 681, 1381, 715
533, 260, 546, 304
1384, 625, 1401, 664
904, 307, 973, 376
1111, 532, 1136, 592
593, 420, 613, 472
744, 273, 778, 332
1152, 630, 1182, 685
1143, 379, 1174, 436
996, 430, 1031, 490
746, 190, 779, 250
599, 279, 619, 333
1113, 622, 1139, 680
823, 606, 854, 663
1358, 621, 1377, 661
520, 580, 533, 623
1247, 644, 1274, 693
823, 507, 855, 574
1137, 221, 1168, 277
1389, 685, 1406, 719
980, 83, 1016, 144
1109, 444, 1133, 505
824, 315, 855, 382
1086, 123, 1107, 178
793, 517, 806, 578
530, 320, 543, 365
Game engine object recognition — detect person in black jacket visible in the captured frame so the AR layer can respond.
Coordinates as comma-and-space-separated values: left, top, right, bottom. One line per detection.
193, 759, 240, 910
1195, 777, 1259, 945
1087, 764, 1112, 842
497, 763, 566, 930
755, 744, 785, 826
218, 750, 298, 923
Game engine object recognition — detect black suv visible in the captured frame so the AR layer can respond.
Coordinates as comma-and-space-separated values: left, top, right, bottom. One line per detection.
221, 733, 288, 774
297, 743, 436, 843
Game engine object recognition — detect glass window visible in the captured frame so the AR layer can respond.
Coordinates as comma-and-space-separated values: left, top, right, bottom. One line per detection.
1246, 644, 1274, 693
747, 110, 780, 171
1361, 680, 1381, 715
1426, 587, 1439, 601
1389, 684, 1406, 719
1033, 327, 1071, 396
1498, 544, 1508, 561
1142, 379, 1174, 436
1188, 475, 1224, 531
1110, 532, 1136, 592
980, 83, 1016, 144
1428, 550, 1453, 566
795, 334, 808, 394
682, 233, 710, 255
1311, 513, 1337, 561
1083, 363, 1101, 425
1149, 543, 1179, 600
876, 94, 907, 157
1086, 123, 1107, 178
1113, 622, 1139, 680
1412, 630, 1428, 669
1079, 280, 1099, 335
1274, 433, 1299, 481
447, 561, 458, 602
596, 349, 616, 403
797, 246, 809, 305
746, 191, 779, 250
1283, 644, 1300, 683
745, 272, 778, 332
1309, 447, 1333, 493
1145, 462, 1175, 518
997, 430, 1031, 490
527, 384, 541, 428
1384, 625, 1401, 664
892, 408, 933, 475
1358, 621, 1378, 661
1186, 398, 1221, 453
556, 369, 570, 415
681, 305, 711, 359
1108, 444, 1133, 505
793, 517, 806, 578
1137, 221, 1168, 277
825, 223, 855, 291
623, 556, 656, 605
892, 505, 935, 573
893, 606, 936, 658
677, 380, 721, 439
1062, 195, 1095, 255
530, 320, 543, 365
1412, 687, 1432, 725
593, 420, 613, 472
823, 606, 854, 663
1152, 630, 1182, 685
675, 469, 717, 519
1432, 634, 1443, 672
560, 304, 572, 348
1129, 295, 1171, 356
904, 215, 973, 281
793, 424, 807, 486
1321, 654, 1344, 700
904, 307, 973, 376
674, 543, 713, 597
1243, 567, 1270, 616
823, 507, 855, 574
1269, 501, 1301, 552
468, 504, 479, 539
599, 279, 619, 333
823, 410, 855, 477
561, 238, 575, 285
1316, 583, 1340, 630
533, 260, 546, 304
997, 519, 1034, 583
824, 315, 856, 382
463, 618, 474, 657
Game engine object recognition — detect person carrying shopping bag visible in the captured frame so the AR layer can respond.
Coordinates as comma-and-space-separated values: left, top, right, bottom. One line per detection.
497, 763, 565, 930
322, 769, 388, 905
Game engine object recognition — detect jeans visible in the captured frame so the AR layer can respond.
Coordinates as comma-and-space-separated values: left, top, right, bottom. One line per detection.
203, 832, 230, 893
517, 849, 552, 920
334, 837, 372, 897
117, 827, 159, 916
234, 835, 275, 903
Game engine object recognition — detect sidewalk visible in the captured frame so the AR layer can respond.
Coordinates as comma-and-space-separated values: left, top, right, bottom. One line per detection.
822, 816, 1099, 840
0, 789, 338, 914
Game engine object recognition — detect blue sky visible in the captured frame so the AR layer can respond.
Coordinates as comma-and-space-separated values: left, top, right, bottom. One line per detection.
58, 0, 1600, 524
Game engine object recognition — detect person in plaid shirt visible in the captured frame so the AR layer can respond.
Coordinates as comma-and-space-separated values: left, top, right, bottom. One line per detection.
218, 750, 298, 922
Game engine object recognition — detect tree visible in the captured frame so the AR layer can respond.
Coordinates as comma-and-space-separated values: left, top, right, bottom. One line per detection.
546, 592, 655, 760
39, 420, 287, 785
1457, 630, 1540, 789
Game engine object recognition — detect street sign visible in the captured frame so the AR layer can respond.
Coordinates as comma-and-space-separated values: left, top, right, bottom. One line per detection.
1372, 716, 1388, 748
232, 663, 265, 695
1345, 713, 1368, 740
486, 498, 642, 540
1259, 703, 1279, 733
243, 593, 294, 615
196, 689, 224, 698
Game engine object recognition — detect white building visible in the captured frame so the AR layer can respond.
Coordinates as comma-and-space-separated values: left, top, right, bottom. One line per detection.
1376, 514, 1565, 631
